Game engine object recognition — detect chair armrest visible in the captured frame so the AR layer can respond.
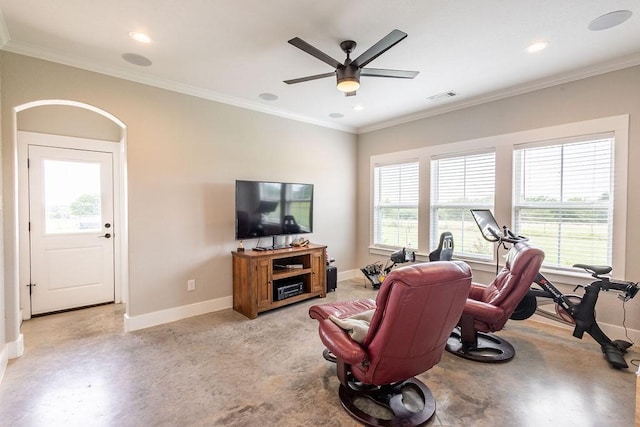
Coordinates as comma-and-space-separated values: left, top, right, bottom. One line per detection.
462, 299, 505, 323
318, 319, 367, 365
309, 298, 377, 321
468, 283, 487, 300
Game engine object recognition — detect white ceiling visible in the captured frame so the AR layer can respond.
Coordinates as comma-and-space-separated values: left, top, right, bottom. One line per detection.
0, 1, 639, 134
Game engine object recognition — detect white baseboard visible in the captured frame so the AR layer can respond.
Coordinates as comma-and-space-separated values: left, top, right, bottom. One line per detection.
0, 344, 7, 384
123, 270, 367, 332
528, 314, 640, 348
0, 334, 25, 384
7, 334, 24, 359
338, 269, 363, 282
122, 269, 366, 332
600, 321, 640, 346
124, 296, 233, 332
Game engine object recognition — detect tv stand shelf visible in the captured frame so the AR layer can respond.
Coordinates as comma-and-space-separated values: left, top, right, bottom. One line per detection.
232, 243, 327, 319
273, 267, 313, 280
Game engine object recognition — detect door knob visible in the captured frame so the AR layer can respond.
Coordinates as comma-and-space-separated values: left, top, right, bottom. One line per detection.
99, 233, 112, 239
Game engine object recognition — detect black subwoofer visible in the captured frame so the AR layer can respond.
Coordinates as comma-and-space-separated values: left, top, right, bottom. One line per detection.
326, 266, 337, 292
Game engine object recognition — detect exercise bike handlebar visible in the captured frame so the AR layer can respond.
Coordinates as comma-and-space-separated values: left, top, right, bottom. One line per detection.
611, 280, 639, 302
485, 224, 529, 244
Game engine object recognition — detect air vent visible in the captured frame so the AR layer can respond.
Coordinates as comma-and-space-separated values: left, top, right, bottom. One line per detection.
427, 91, 457, 101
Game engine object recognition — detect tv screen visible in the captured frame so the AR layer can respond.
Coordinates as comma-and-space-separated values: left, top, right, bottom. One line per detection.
235, 180, 314, 240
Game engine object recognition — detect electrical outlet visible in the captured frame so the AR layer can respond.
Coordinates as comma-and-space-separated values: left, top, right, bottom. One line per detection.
187, 279, 196, 291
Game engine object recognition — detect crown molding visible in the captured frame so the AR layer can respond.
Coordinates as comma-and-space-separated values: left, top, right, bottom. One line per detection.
0, 40, 357, 134
357, 52, 640, 134
0, 8, 10, 49
2, 35, 638, 137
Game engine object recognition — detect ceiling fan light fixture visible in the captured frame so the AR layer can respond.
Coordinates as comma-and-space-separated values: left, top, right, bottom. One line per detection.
337, 78, 360, 93
285, 30, 417, 94
336, 66, 361, 93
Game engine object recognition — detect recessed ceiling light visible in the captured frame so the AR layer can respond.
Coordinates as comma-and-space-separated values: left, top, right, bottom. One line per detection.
588, 10, 632, 31
328, 113, 344, 119
353, 105, 364, 111
526, 41, 549, 53
129, 31, 152, 44
258, 93, 278, 101
122, 53, 152, 67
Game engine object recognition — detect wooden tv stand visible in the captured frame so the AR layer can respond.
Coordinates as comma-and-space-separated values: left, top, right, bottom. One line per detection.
232, 243, 327, 319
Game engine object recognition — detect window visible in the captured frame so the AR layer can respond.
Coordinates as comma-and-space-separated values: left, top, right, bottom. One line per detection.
430, 151, 495, 258
513, 133, 614, 270
369, 115, 627, 275
287, 184, 313, 231
373, 161, 419, 248
44, 159, 102, 234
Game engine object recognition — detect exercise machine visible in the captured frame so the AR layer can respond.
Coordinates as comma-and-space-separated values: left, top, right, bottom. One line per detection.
470, 209, 639, 369
361, 247, 415, 289
361, 232, 454, 289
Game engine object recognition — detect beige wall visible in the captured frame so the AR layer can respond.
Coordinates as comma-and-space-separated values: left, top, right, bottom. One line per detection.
2, 51, 638, 351
357, 65, 640, 333
1, 53, 357, 344
18, 105, 122, 141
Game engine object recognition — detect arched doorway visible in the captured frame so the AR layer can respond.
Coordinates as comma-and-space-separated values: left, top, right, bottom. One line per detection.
9, 100, 129, 355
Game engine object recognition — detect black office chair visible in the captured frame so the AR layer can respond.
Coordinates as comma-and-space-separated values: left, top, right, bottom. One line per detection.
429, 231, 454, 261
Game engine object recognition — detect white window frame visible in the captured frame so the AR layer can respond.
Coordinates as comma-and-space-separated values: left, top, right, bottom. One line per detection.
368, 115, 628, 279
513, 133, 615, 271
371, 160, 420, 250
430, 150, 496, 260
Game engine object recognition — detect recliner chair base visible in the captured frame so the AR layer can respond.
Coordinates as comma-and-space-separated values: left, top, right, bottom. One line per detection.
322, 348, 337, 363
446, 327, 515, 363
339, 377, 436, 427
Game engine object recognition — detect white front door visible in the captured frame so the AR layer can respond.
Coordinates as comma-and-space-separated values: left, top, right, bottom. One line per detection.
28, 145, 115, 315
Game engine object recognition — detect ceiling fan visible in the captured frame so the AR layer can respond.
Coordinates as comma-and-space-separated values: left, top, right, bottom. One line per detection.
283, 29, 419, 96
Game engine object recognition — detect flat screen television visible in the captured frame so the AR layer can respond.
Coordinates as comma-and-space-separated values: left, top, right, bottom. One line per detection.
235, 180, 314, 242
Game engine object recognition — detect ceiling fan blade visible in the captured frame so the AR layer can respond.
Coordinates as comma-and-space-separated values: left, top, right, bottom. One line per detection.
283, 72, 335, 85
360, 68, 419, 79
288, 37, 342, 69
351, 29, 408, 68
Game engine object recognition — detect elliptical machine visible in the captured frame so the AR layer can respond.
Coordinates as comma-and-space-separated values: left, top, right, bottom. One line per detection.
471, 209, 639, 369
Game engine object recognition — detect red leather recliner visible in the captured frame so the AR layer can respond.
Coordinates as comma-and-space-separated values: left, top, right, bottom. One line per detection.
446, 242, 545, 362
309, 261, 472, 426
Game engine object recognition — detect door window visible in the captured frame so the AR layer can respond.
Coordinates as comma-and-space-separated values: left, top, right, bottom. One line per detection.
43, 159, 102, 234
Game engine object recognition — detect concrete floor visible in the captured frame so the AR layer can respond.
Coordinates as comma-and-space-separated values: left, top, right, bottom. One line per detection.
1, 278, 638, 426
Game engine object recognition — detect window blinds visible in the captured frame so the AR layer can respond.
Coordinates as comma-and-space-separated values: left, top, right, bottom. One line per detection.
373, 161, 419, 248
430, 151, 495, 258
513, 134, 614, 269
